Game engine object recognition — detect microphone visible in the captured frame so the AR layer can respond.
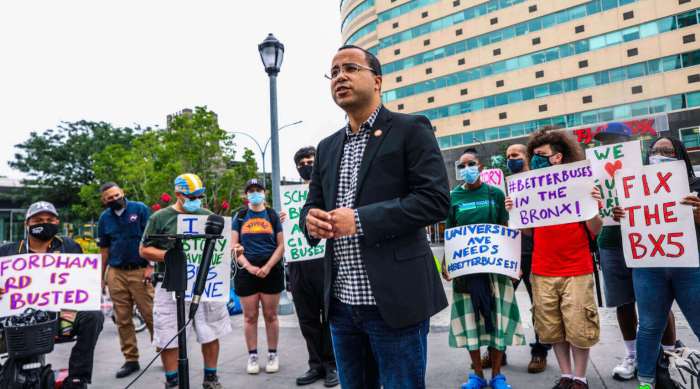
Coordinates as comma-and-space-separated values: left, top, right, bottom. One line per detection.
188, 214, 226, 319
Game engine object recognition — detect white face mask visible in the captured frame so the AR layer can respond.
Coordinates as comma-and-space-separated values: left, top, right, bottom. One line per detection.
649, 155, 677, 165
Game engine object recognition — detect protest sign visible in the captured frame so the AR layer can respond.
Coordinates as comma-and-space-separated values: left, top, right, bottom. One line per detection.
615, 160, 699, 268
0, 254, 102, 315
480, 168, 506, 193
444, 224, 521, 279
281, 184, 325, 262
586, 140, 643, 226
506, 160, 599, 229
177, 214, 231, 302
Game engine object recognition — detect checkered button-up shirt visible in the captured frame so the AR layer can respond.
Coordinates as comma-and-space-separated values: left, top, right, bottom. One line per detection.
332, 105, 382, 305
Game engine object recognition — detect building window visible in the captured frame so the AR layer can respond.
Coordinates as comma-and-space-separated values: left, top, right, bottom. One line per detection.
583, 95, 593, 104
426, 67, 433, 74
688, 74, 700, 83
395, 76, 402, 83
458, 58, 465, 65
421, 11, 428, 18
579, 60, 589, 69
679, 127, 700, 149
679, 0, 691, 4
529, 5, 537, 13
493, 48, 501, 56
460, 88, 468, 95
627, 48, 639, 57
499, 112, 507, 119
453, 0, 460, 6
427, 96, 435, 103
539, 104, 548, 112
398, 104, 404, 110
496, 80, 504, 87
684, 34, 696, 44
424, 39, 430, 46
623, 11, 634, 20
631, 85, 643, 94
394, 49, 400, 55
575, 25, 585, 34
463, 119, 470, 126
532, 37, 541, 45
392, 22, 399, 29
456, 28, 463, 36
535, 70, 544, 78
490, 17, 498, 25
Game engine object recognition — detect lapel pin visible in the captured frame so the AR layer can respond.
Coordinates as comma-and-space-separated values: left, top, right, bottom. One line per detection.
374, 129, 383, 137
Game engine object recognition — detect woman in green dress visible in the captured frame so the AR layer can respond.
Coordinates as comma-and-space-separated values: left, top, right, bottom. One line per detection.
442, 148, 525, 389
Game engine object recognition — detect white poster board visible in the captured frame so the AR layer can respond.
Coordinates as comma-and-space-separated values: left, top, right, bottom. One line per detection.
615, 160, 699, 268
585, 140, 643, 226
444, 224, 522, 279
281, 184, 325, 262
480, 168, 506, 193
506, 160, 599, 229
177, 215, 232, 302
0, 254, 102, 315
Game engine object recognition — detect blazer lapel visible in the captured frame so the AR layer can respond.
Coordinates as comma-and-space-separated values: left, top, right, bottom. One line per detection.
326, 129, 346, 209
354, 107, 393, 202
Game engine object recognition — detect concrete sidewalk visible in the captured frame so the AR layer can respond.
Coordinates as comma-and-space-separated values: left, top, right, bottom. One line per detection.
47, 281, 697, 389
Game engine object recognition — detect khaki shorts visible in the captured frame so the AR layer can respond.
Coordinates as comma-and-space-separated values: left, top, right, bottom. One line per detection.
153, 286, 232, 349
531, 274, 600, 349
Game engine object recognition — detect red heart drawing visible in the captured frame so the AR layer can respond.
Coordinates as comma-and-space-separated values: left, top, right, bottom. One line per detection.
604, 160, 623, 177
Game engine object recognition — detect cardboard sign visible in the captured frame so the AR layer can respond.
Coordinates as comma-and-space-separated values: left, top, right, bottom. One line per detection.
444, 224, 521, 278
506, 160, 599, 229
586, 140, 643, 226
480, 169, 506, 193
177, 215, 231, 302
281, 184, 325, 262
0, 254, 102, 315
615, 161, 699, 268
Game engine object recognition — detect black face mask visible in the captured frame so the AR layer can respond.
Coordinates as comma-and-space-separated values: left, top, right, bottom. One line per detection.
297, 165, 313, 181
28, 223, 59, 242
107, 197, 126, 211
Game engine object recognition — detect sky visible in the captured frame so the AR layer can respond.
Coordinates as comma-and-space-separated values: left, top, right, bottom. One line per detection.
0, 0, 345, 181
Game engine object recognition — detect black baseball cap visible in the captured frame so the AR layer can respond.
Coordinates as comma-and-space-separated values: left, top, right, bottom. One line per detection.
245, 179, 266, 192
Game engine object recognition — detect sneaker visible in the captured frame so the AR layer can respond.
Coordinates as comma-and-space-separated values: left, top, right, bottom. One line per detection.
527, 355, 547, 374
266, 352, 279, 373
612, 356, 637, 380
490, 374, 512, 389
552, 377, 574, 389
571, 380, 589, 389
461, 373, 488, 389
202, 374, 223, 389
638, 384, 653, 389
247, 354, 260, 374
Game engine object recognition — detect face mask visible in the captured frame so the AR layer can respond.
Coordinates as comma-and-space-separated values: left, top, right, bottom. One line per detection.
297, 165, 313, 181
183, 198, 202, 212
649, 155, 677, 165
460, 166, 480, 184
28, 223, 58, 242
530, 154, 553, 170
507, 158, 525, 174
107, 197, 126, 211
247, 192, 265, 206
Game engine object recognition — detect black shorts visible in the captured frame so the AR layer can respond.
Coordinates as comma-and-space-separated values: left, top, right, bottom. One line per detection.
234, 256, 284, 297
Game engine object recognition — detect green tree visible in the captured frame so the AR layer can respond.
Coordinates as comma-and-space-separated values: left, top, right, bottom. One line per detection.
9, 120, 139, 216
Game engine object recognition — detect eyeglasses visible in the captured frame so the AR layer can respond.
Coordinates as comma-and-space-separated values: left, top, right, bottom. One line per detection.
456, 161, 478, 169
650, 147, 676, 157
325, 62, 376, 80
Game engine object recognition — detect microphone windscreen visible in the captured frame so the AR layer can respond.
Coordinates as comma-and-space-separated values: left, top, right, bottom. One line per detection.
204, 214, 226, 235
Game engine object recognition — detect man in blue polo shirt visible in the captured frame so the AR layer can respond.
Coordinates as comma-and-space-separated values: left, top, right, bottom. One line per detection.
97, 182, 154, 379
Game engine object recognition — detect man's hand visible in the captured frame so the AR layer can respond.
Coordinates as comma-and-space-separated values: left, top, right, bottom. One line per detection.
681, 194, 700, 224
329, 208, 357, 237
279, 211, 288, 224
143, 266, 154, 285
306, 208, 334, 239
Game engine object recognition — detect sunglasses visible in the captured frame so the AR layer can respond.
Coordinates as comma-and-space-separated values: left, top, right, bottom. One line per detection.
456, 161, 478, 169
183, 194, 205, 200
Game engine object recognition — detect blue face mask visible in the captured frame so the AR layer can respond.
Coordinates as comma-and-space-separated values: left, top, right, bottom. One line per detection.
507, 158, 525, 174
530, 154, 553, 170
183, 198, 202, 212
247, 192, 265, 206
460, 166, 480, 184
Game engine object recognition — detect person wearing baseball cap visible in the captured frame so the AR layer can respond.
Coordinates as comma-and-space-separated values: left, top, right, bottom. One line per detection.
139, 174, 231, 389
0, 201, 105, 389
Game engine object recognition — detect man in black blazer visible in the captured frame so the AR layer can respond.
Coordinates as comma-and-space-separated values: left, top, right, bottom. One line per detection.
300, 45, 449, 389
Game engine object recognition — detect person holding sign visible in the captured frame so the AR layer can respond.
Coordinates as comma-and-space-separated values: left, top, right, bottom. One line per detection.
140, 174, 231, 389
506, 128, 603, 389
441, 148, 525, 389
232, 179, 285, 376
613, 137, 700, 389
0, 201, 104, 389
505, 144, 551, 374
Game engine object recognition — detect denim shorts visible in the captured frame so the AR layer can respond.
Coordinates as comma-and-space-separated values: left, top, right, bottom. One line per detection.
599, 247, 635, 308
